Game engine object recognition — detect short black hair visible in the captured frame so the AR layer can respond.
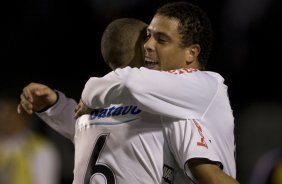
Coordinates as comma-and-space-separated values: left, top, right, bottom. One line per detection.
101, 18, 147, 69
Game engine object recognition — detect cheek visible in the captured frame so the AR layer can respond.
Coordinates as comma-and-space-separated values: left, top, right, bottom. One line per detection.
158, 47, 174, 60
164, 48, 181, 60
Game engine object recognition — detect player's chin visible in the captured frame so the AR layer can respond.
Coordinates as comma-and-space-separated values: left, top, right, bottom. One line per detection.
144, 63, 160, 70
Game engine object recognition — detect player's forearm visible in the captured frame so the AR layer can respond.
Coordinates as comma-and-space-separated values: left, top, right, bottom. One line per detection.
189, 162, 240, 184
81, 75, 125, 109
37, 91, 77, 141
82, 67, 216, 119
199, 170, 240, 184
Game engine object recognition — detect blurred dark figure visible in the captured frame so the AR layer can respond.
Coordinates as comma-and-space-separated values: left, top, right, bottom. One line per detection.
249, 148, 282, 184
236, 102, 282, 183
0, 95, 61, 184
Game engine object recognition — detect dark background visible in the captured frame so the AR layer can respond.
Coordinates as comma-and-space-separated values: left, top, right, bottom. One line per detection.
2, 0, 282, 183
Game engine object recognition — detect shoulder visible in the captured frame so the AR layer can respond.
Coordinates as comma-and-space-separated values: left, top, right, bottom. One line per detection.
204, 71, 225, 82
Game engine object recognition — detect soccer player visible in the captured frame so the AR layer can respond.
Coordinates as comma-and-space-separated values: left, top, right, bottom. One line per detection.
19, 17, 238, 184
18, 18, 192, 183
78, 2, 239, 183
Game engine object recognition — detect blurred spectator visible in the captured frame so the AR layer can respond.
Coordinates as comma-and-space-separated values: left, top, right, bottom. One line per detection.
249, 148, 282, 184
236, 102, 282, 183
0, 95, 61, 184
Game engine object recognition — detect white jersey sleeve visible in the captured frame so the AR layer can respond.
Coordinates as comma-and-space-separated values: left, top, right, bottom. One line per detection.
36, 91, 77, 141
162, 118, 222, 183
81, 67, 237, 178
81, 67, 218, 119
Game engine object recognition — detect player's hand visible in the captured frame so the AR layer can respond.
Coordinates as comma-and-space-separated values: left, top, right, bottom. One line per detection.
17, 82, 58, 114
74, 99, 92, 119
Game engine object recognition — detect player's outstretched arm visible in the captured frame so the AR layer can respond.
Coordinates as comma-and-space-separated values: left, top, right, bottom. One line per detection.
17, 82, 58, 114
189, 161, 240, 184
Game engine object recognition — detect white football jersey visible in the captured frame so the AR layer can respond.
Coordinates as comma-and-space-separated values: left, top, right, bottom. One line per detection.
82, 67, 236, 178
38, 92, 221, 183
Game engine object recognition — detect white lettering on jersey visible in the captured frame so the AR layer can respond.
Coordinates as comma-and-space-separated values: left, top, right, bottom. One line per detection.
163, 164, 174, 184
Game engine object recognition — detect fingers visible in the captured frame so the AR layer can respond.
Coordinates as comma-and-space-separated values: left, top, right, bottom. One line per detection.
74, 103, 83, 119
22, 83, 48, 101
17, 104, 33, 115
18, 93, 34, 114
22, 86, 34, 103
74, 99, 92, 119
74, 99, 84, 113
18, 82, 46, 115
74, 110, 80, 119
74, 108, 92, 119
17, 104, 22, 114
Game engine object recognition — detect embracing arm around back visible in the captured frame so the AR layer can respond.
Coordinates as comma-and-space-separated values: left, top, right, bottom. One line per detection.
81, 67, 218, 119
80, 67, 238, 183
18, 82, 58, 114
18, 82, 77, 140
189, 161, 240, 184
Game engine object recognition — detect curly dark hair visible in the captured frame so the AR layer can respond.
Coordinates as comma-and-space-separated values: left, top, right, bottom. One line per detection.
156, 1, 213, 68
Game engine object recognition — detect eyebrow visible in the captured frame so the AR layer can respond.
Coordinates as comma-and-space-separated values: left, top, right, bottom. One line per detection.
147, 28, 171, 39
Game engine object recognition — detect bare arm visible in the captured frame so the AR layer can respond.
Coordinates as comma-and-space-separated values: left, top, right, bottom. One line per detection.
189, 161, 240, 184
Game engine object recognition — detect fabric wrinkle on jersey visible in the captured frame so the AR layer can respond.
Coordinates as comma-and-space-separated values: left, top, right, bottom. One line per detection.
38, 66, 236, 183
38, 94, 220, 183
74, 103, 220, 183
81, 67, 236, 178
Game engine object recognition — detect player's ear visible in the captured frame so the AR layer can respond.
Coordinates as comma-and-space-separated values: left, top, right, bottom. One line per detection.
185, 44, 200, 66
